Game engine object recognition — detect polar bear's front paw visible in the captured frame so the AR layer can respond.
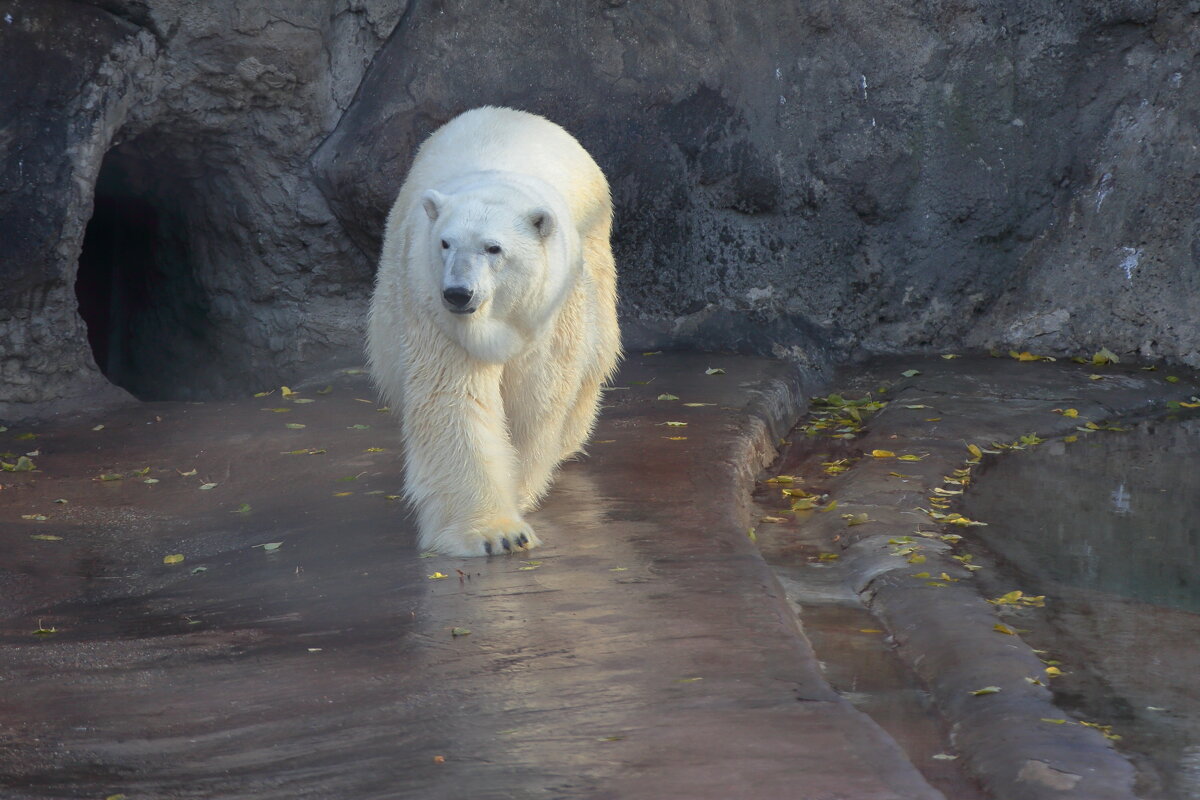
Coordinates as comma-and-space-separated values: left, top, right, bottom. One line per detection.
432, 517, 542, 557
476, 517, 542, 556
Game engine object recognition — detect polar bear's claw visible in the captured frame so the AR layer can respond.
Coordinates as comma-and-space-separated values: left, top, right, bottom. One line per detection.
469, 518, 541, 557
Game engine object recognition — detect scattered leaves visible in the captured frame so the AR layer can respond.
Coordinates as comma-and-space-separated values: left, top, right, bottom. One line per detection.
1010, 350, 1054, 362
988, 590, 1045, 607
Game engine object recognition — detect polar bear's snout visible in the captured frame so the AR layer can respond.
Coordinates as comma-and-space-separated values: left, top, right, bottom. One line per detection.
442, 286, 475, 313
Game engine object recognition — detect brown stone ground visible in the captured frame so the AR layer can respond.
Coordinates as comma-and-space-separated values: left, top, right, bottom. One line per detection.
3, 352, 1195, 800
0, 353, 941, 800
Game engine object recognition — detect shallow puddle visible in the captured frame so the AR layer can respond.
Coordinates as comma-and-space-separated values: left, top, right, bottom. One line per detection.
964, 413, 1200, 800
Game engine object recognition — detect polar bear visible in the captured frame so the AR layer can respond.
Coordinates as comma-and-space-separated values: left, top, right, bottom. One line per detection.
367, 107, 621, 557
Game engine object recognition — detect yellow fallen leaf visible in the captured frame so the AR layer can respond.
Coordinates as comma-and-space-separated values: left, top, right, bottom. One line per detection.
281, 386, 296, 397
970, 686, 1002, 696
994, 623, 1016, 635
1045, 666, 1064, 678
841, 513, 869, 526
759, 516, 787, 524
765, 475, 796, 484
664, 436, 688, 441
1041, 718, 1069, 725
817, 499, 839, 513
967, 443, 983, 459
704, 367, 725, 375
870, 449, 896, 458
428, 572, 449, 580
859, 628, 884, 634
163, 554, 185, 565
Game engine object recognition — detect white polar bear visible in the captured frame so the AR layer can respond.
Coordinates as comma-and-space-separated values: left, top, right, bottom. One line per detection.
367, 107, 621, 557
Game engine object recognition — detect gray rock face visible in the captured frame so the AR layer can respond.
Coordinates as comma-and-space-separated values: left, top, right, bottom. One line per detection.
0, 0, 401, 417
315, 0, 1200, 369
2, 0, 1198, 418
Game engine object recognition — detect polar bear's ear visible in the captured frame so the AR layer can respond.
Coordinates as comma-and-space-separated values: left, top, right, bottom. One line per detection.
528, 208, 555, 240
421, 189, 445, 222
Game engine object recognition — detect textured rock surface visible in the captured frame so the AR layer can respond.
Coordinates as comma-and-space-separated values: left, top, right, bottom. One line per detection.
2, 0, 1199, 418
0, 0, 401, 416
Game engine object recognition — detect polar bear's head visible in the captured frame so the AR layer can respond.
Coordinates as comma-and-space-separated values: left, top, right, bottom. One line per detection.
419, 181, 578, 363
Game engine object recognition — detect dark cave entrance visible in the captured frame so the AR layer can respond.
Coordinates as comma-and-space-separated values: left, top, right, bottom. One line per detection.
76, 144, 214, 401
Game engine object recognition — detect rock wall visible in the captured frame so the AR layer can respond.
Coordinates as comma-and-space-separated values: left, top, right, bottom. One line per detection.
0, 0, 401, 417
2, 0, 1198, 418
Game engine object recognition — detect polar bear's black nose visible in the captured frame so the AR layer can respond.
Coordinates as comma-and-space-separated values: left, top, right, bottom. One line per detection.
442, 287, 474, 310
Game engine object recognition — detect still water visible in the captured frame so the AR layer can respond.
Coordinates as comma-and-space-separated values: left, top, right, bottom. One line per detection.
964, 413, 1200, 799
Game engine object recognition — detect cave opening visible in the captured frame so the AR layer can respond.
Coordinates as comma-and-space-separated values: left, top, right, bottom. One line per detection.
76, 143, 215, 401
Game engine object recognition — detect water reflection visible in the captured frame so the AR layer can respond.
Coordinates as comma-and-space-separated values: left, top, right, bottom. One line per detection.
964, 413, 1200, 800
967, 417, 1200, 613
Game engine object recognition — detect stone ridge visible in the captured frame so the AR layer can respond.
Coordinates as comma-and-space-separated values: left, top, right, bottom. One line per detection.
761, 355, 1199, 800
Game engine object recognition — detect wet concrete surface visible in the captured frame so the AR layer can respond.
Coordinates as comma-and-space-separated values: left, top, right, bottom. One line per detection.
0, 354, 944, 800
753, 354, 1200, 800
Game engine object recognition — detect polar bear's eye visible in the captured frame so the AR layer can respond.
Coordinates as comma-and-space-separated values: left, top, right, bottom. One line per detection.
440, 240, 449, 249
486, 245, 502, 255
